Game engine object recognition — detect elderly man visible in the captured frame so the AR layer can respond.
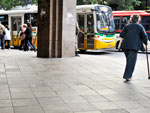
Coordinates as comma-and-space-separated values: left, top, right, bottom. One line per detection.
120, 14, 148, 81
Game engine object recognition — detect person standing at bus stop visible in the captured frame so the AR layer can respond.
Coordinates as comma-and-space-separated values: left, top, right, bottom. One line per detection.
0, 22, 5, 49
120, 14, 148, 81
4, 25, 11, 49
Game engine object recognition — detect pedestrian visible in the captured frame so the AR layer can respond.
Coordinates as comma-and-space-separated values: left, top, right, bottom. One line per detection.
75, 23, 80, 56
0, 22, 5, 49
120, 14, 148, 81
4, 25, 11, 49
24, 22, 36, 51
19, 24, 27, 50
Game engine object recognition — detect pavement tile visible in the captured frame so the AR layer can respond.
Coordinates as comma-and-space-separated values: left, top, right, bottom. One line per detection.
11, 92, 35, 99
61, 96, 88, 103
75, 90, 99, 96
82, 95, 109, 102
67, 102, 97, 112
12, 99, 39, 106
10, 88, 32, 93
0, 93, 11, 100
100, 109, 129, 113
42, 103, 72, 113
0, 107, 14, 113
103, 94, 130, 101
33, 91, 57, 98
74, 111, 102, 113
126, 108, 150, 113
14, 106, 44, 113
96, 89, 118, 95
0, 100, 12, 107
56, 89, 79, 97
136, 99, 150, 108
38, 97, 64, 105
114, 100, 144, 109
91, 102, 121, 110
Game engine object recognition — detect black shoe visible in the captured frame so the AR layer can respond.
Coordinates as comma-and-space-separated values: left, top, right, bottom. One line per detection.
75, 51, 79, 56
124, 78, 131, 81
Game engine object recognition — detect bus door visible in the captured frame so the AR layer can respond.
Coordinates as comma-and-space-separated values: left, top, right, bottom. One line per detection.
10, 16, 23, 47
86, 14, 94, 49
77, 14, 85, 49
77, 13, 94, 50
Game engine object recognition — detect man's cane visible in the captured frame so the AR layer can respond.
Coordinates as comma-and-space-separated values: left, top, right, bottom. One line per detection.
145, 45, 150, 79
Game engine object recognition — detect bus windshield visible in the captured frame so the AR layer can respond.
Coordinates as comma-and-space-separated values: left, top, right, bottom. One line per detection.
96, 6, 115, 34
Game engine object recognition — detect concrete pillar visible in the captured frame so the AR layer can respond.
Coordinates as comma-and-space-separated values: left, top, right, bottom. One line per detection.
37, 0, 76, 58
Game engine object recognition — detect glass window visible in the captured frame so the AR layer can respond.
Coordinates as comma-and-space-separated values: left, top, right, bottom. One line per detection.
87, 14, 94, 33
0, 15, 8, 26
141, 16, 150, 31
121, 16, 130, 30
78, 15, 84, 32
96, 13, 107, 32
24, 13, 38, 26
114, 16, 120, 30
96, 6, 115, 33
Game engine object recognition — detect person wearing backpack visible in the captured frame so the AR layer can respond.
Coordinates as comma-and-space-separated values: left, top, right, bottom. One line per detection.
0, 22, 6, 49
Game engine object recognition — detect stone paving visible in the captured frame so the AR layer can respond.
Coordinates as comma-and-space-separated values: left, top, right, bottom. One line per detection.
0, 49, 150, 113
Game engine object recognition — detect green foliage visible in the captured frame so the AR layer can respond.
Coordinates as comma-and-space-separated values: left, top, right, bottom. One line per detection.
77, 0, 141, 10
114, 0, 141, 10
77, 0, 99, 5
0, 0, 37, 10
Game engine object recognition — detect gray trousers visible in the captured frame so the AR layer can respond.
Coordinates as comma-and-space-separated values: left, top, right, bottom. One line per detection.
123, 49, 138, 78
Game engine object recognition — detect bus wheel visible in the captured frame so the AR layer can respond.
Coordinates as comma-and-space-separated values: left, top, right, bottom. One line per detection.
79, 50, 86, 53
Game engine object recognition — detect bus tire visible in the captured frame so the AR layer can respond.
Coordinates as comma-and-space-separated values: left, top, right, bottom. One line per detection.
79, 50, 86, 53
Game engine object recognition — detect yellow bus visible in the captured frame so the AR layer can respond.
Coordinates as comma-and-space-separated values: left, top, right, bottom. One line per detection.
77, 5, 116, 52
0, 5, 38, 48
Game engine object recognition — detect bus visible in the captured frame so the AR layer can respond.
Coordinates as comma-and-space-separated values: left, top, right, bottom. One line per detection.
0, 5, 38, 48
0, 4, 116, 51
77, 5, 116, 52
113, 11, 150, 49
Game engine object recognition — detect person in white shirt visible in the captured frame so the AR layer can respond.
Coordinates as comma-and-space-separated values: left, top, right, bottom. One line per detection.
4, 25, 11, 49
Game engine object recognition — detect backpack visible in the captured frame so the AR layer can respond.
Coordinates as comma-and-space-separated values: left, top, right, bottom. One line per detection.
0, 25, 4, 35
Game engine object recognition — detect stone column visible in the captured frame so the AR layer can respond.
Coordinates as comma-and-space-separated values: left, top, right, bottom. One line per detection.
37, 0, 76, 58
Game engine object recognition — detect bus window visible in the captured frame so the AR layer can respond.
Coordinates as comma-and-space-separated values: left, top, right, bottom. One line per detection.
78, 15, 84, 32
24, 13, 38, 26
141, 16, 150, 31
121, 16, 130, 29
114, 16, 120, 30
87, 14, 94, 33
0, 15, 8, 26
96, 13, 108, 32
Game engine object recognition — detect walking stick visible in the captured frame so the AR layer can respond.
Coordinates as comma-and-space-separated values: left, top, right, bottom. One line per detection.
145, 45, 150, 79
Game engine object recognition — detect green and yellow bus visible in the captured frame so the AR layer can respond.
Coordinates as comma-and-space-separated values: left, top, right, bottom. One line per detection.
77, 5, 116, 52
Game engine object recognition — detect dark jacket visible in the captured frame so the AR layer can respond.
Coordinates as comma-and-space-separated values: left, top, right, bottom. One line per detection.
24, 27, 32, 39
120, 22, 148, 51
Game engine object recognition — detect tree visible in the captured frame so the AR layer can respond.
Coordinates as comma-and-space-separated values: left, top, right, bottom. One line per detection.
107, 0, 141, 10
0, 0, 37, 10
77, 0, 141, 10
77, 0, 101, 5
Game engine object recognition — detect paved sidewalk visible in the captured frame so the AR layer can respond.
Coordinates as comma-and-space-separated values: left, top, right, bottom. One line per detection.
0, 49, 150, 113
